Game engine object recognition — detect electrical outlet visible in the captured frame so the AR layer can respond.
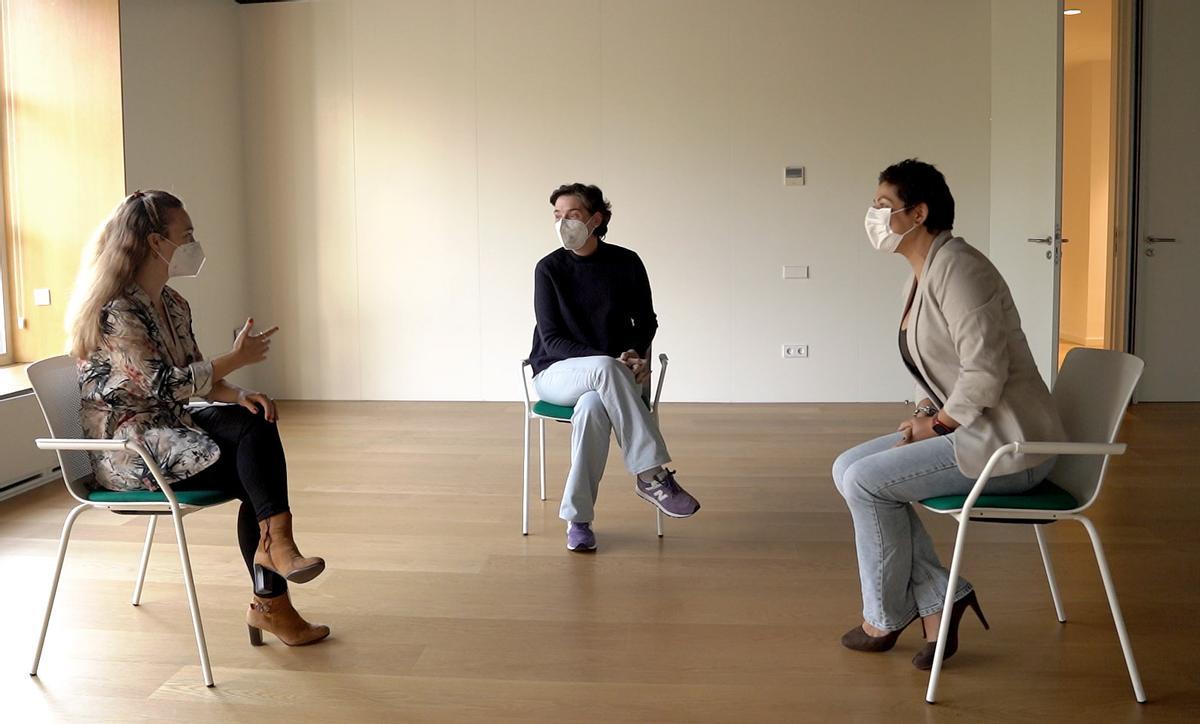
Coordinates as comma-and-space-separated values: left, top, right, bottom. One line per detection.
782, 344, 808, 359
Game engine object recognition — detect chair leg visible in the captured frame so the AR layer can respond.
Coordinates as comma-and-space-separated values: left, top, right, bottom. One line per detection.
31, 503, 89, 677
925, 512, 972, 704
1034, 525, 1066, 623
522, 416, 530, 536
538, 419, 547, 501
132, 515, 158, 606
656, 509, 663, 538
169, 508, 214, 688
1078, 516, 1146, 703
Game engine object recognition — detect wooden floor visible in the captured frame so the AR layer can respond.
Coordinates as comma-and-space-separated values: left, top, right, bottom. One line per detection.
1, 401, 1197, 722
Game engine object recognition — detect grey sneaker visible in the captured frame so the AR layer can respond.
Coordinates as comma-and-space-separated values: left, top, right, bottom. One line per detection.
635, 469, 700, 518
566, 522, 597, 552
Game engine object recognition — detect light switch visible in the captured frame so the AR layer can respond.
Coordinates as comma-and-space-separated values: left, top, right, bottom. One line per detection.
782, 265, 809, 279
33, 288, 52, 306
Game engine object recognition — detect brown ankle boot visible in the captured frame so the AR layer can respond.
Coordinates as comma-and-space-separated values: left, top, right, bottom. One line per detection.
247, 592, 330, 646
253, 512, 325, 586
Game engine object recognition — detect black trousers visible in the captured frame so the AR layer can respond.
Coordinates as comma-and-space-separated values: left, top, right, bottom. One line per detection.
175, 404, 290, 596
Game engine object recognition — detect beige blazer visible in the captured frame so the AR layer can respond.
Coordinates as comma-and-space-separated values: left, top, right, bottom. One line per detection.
905, 232, 1066, 478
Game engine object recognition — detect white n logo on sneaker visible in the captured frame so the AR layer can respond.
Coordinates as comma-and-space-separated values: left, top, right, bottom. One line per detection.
645, 482, 669, 502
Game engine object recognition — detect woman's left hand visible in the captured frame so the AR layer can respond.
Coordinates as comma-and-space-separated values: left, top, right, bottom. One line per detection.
237, 389, 278, 423
895, 415, 937, 446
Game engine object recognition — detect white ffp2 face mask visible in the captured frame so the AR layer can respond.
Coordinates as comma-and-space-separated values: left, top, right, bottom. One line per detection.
154, 238, 207, 278
864, 206, 916, 253
555, 217, 593, 251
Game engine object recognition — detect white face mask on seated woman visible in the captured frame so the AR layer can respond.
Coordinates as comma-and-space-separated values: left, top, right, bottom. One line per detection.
864, 206, 916, 253
555, 218, 591, 250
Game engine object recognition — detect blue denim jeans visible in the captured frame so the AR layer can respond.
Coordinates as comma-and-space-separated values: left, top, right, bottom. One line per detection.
833, 432, 1055, 631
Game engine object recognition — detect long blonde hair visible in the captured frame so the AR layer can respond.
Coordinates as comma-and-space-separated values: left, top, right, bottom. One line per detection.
66, 190, 184, 359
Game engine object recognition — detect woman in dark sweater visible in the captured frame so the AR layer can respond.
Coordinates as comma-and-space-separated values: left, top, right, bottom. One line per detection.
529, 183, 700, 552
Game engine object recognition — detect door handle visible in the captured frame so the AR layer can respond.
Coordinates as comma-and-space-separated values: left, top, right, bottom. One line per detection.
1146, 236, 1176, 244
1026, 237, 1052, 245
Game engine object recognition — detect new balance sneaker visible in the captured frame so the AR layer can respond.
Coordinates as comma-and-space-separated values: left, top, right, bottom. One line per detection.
566, 522, 597, 552
634, 469, 701, 518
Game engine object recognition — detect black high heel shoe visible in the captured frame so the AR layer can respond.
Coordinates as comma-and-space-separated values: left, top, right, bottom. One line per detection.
841, 614, 918, 653
912, 590, 989, 670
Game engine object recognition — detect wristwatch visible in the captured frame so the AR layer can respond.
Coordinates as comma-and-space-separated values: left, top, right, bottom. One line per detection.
914, 405, 938, 418
931, 417, 954, 436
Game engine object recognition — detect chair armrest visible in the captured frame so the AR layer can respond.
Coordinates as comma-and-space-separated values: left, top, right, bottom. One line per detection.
37, 438, 186, 507
1013, 441, 1126, 456
651, 353, 670, 413
520, 359, 534, 410
955, 439, 1126, 517
36, 438, 129, 452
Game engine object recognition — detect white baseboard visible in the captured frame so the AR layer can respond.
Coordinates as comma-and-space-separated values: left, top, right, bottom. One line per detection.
1059, 333, 1106, 347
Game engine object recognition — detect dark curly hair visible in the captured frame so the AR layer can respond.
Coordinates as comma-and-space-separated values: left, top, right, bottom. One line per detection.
550, 183, 612, 241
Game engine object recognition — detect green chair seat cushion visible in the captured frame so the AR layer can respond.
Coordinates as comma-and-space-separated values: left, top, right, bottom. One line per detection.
921, 479, 1079, 512
532, 400, 575, 420
532, 396, 653, 421
88, 488, 234, 507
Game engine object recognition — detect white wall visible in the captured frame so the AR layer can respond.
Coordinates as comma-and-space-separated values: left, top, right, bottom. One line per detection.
229, 0, 992, 402
120, 0, 251, 384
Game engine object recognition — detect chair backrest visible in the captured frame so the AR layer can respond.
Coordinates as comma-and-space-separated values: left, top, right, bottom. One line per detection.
1050, 347, 1144, 508
27, 355, 95, 501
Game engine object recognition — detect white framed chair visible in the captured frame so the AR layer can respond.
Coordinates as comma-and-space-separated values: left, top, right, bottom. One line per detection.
26, 355, 236, 688
520, 353, 669, 536
919, 347, 1147, 704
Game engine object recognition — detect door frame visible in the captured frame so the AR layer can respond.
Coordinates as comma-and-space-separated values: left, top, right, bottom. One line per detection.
1108, 0, 1139, 354
1061, 0, 1138, 358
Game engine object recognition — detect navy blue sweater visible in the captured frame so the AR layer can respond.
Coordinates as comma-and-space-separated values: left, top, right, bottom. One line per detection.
528, 241, 658, 376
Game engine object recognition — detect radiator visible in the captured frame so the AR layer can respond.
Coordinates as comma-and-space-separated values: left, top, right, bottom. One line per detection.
0, 392, 60, 502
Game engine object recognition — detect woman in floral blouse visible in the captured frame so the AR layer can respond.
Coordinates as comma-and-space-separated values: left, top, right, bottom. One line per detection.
67, 190, 329, 647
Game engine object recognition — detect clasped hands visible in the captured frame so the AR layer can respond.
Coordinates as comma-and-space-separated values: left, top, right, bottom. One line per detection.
617, 349, 652, 385
895, 399, 957, 447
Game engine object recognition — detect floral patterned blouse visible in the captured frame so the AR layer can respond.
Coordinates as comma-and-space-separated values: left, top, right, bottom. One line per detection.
78, 283, 219, 491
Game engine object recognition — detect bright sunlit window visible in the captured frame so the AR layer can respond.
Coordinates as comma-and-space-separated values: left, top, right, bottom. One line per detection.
0, 186, 10, 367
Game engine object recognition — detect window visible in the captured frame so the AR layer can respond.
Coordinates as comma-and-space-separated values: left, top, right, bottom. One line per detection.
0, 165, 9, 367
0, 184, 10, 367
1, 2, 13, 366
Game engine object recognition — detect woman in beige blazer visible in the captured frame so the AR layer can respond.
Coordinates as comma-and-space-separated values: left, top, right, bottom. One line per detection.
832, 159, 1066, 670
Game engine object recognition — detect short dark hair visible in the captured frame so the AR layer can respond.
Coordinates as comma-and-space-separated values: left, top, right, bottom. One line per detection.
550, 183, 612, 241
878, 159, 955, 233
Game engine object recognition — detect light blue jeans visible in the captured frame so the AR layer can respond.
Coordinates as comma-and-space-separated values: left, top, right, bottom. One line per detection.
533, 356, 671, 523
833, 432, 1055, 632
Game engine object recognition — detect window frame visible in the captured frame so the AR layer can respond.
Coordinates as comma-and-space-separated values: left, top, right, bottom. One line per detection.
0, 181, 11, 367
